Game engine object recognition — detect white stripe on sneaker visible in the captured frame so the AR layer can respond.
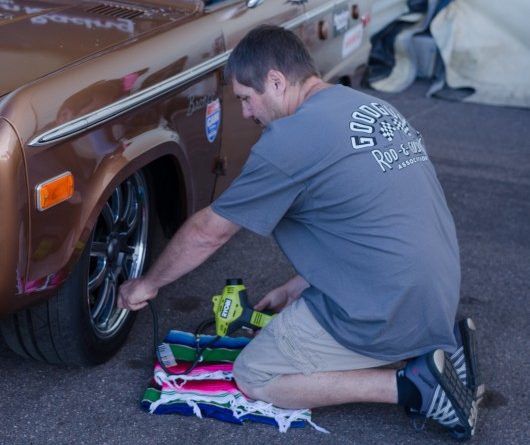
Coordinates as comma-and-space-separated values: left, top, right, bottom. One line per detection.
427, 385, 461, 427
450, 346, 468, 386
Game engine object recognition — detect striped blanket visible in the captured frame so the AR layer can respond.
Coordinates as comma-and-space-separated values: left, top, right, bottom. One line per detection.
141, 330, 327, 433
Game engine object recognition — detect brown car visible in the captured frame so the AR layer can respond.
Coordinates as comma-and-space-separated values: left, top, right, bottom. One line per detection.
0, 0, 380, 366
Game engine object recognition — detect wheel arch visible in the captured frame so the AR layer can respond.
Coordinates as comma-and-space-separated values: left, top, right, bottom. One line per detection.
76, 139, 192, 277
143, 154, 188, 239
17, 137, 193, 316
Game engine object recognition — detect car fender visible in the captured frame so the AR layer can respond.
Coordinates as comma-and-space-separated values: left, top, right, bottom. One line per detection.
21, 133, 191, 312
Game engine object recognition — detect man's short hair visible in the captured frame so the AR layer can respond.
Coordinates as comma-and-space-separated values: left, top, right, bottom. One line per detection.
225, 25, 319, 94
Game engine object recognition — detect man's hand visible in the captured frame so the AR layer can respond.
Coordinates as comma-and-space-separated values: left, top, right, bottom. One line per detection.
254, 286, 291, 313
117, 278, 158, 311
254, 275, 310, 313
116, 206, 239, 312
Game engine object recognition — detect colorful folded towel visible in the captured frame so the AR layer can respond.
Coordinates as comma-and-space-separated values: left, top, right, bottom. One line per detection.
141, 330, 328, 433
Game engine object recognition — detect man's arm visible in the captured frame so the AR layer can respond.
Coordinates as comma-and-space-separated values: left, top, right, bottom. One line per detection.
117, 206, 240, 310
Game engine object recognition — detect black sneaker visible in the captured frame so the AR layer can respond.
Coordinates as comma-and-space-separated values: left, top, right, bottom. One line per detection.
451, 318, 485, 403
401, 349, 478, 441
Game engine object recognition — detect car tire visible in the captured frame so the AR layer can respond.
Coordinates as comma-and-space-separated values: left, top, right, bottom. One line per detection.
0, 170, 154, 366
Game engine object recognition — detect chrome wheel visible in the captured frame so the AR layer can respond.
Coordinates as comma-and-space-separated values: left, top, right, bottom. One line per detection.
88, 171, 149, 338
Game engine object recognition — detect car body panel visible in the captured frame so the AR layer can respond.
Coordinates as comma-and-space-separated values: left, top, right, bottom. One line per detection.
0, 0, 202, 97
0, 0, 380, 315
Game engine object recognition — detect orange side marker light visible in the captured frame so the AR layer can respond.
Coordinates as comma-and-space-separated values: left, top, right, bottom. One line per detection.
36, 172, 74, 211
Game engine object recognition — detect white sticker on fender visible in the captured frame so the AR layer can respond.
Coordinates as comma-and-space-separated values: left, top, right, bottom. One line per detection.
342, 23, 364, 58
205, 98, 221, 143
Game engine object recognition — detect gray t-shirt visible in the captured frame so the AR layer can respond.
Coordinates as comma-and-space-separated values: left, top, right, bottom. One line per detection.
212, 85, 460, 361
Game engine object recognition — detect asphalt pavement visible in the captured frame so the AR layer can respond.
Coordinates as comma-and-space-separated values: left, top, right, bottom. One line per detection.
1, 81, 529, 445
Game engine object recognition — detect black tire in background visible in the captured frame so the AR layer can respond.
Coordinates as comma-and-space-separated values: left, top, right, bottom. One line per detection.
0, 170, 154, 366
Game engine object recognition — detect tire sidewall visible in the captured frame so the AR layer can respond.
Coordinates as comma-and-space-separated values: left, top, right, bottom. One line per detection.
55, 228, 136, 366
55, 169, 154, 366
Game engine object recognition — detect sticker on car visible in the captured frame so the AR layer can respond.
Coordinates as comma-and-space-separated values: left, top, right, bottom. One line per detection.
342, 23, 363, 58
205, 98, 221, 143
333, 5, 350, 36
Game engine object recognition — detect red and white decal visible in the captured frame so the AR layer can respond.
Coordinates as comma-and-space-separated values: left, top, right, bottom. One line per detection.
342, 23, 363, 58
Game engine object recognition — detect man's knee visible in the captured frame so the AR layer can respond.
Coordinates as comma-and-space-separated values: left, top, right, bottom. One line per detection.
233, 353, 271, 401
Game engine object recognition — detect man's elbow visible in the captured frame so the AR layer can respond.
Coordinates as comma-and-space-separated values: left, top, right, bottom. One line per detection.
191, 207, 239, 250
194, 227, 230, 251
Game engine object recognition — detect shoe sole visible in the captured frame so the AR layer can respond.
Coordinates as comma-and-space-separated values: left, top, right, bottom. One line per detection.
458, 318, 486, 403
429, 349, 478, 441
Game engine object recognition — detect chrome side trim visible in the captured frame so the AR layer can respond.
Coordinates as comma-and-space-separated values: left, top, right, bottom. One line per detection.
283, 0, 345, 30
29, 52, 231, 146
29, 1, 341, 147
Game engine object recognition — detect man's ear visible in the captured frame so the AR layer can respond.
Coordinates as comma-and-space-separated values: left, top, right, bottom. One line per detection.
267, 69, 287, 95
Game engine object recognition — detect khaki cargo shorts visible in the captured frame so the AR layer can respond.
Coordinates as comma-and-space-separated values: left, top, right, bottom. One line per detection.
233, 298, 392, 388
